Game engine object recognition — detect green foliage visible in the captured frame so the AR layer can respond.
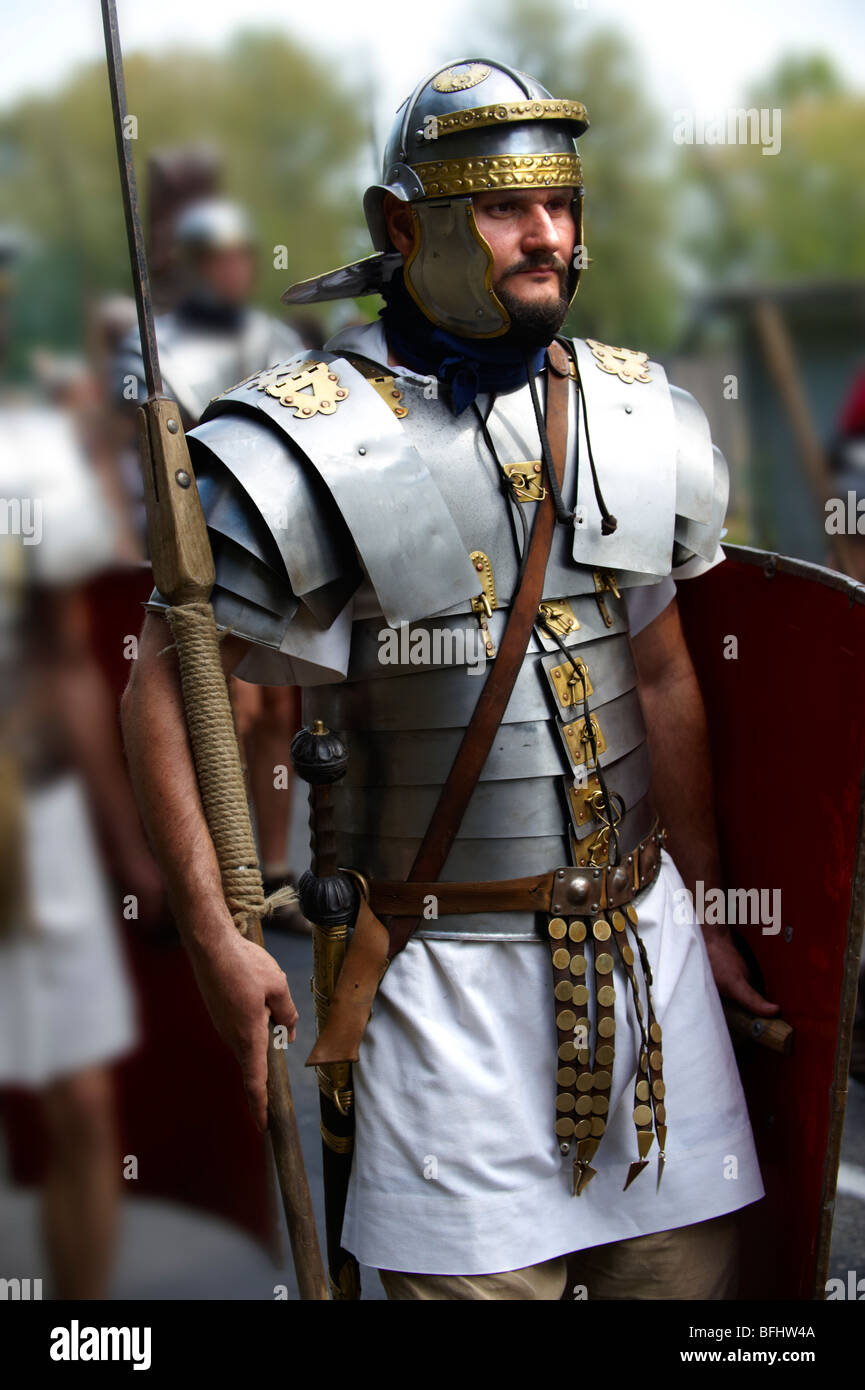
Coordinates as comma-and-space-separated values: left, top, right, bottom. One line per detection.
0, 30, 368, 352
680, 53, 865, 285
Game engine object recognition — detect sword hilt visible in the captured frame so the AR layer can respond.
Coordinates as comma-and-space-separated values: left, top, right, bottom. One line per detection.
290, 720, 351, 904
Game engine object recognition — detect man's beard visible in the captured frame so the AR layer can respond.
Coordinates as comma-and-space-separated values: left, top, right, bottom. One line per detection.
494, 258, 570, 347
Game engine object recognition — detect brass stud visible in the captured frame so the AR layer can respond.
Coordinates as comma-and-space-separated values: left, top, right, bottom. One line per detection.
575, 1119, 592, 1140
555, 1093, 576, 1113
591, 1117, 606, 1137
596, 1044, 614, 1066
554, 981, 574, 1002
597, 985, 616, 1007
650, 1022, 662, 1043
557, 1066, 577, 1087
622, 945, 635, 966
548, 917, 567, 940
598, 1017, 616, 1038
568, 921, 586, 942
555, 1116, 575, 1137
575, 1095, 592, 1115
593, 1070, 612, 1090
592, 919, 611, 940
576, 1072, 594, 1092
595, 952, 614, 975
569, 954, 587, 977
552, 948, 569, 969
592, 1095, 609, 1115
653, 1080, 666, 1099
650, 1050, 663, 1071
572, 984, 589, 1006
558, 1041, 577, 1062
633, 1103, 653, 1126
556, 1009, 577, 1031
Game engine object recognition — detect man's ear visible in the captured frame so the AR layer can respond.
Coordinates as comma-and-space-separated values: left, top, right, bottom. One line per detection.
382, 192, 416, 258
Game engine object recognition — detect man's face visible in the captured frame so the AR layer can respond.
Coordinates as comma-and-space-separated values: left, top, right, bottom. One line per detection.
472, 186, 577, 342
196, 246, 257, 307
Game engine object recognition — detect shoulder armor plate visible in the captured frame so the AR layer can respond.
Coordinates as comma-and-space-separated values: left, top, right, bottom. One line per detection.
203, 351, 480, 627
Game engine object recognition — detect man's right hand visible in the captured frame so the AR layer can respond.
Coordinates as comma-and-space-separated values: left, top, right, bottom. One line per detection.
188, 928, 299, 1132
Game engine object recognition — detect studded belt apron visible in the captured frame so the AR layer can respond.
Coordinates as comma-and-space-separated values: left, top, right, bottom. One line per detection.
367, 820, 669, 1195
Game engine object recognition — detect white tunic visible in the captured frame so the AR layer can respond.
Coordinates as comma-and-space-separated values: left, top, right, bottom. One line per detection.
342, 840, 763, 1274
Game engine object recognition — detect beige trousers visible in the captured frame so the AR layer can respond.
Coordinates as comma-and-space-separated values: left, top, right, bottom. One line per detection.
377, 1209, 740, 1301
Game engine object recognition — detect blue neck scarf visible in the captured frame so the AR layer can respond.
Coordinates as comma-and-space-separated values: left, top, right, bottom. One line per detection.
379, 271, 545, 416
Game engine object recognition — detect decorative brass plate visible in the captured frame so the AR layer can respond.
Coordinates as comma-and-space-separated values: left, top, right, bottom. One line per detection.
585, 339, 651, 385
244, 360, 349, 417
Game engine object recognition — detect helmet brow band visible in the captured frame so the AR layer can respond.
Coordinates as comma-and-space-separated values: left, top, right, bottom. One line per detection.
413, 153, 583, 198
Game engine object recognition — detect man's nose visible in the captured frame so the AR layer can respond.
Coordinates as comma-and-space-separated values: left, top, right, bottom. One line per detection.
521, 204, 561, 251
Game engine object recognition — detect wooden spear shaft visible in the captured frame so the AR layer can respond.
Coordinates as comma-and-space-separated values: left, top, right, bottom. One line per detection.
100, 0, 327, 1300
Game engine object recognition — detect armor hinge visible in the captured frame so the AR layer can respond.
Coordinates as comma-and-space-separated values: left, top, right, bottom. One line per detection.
592, 570, 621, 628
550, 657, 592, 708
502, 460, 546, 502
538, 598, 580, 637
470, 550, 498, 658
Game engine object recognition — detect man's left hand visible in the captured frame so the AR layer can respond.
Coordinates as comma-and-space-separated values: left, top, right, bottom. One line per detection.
703, 926, 781, 1016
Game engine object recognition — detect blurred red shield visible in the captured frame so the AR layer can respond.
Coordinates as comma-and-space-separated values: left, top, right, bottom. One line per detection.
677, 544, 865, 1300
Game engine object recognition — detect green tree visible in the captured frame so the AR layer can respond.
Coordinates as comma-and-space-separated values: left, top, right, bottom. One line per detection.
0, 30, 369, 364
680, 53, 865, 285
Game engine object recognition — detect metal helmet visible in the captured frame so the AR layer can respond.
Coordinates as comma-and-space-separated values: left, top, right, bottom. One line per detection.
283, 59, 588, 338
174, 198, 256, 255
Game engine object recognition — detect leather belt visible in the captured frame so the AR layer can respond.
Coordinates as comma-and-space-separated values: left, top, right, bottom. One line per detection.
367, 823, 665, 920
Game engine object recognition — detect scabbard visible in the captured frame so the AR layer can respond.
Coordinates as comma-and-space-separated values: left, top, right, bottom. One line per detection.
306, 897, 390, 1068
302, 866, 367, 1300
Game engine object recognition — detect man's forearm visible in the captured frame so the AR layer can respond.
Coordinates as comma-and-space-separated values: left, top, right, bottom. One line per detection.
120, 613, 236, 955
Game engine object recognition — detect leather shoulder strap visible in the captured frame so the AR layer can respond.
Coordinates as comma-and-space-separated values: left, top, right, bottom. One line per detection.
387, 345, 570, 956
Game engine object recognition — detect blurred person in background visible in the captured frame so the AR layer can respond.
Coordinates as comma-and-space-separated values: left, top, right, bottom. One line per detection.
114, 195, 303, 428
113, 197, 309, 931
0, 231, 162, 1298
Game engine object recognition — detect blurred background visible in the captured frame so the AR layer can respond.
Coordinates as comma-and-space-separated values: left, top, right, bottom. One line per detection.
0, 0, 864, 1301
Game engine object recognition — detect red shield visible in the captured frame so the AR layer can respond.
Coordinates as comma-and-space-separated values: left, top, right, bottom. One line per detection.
677, 544, 865, 1300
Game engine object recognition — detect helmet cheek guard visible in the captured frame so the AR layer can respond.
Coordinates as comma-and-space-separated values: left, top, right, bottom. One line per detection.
402, 185, 584, 340
404, 200, 510, 338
